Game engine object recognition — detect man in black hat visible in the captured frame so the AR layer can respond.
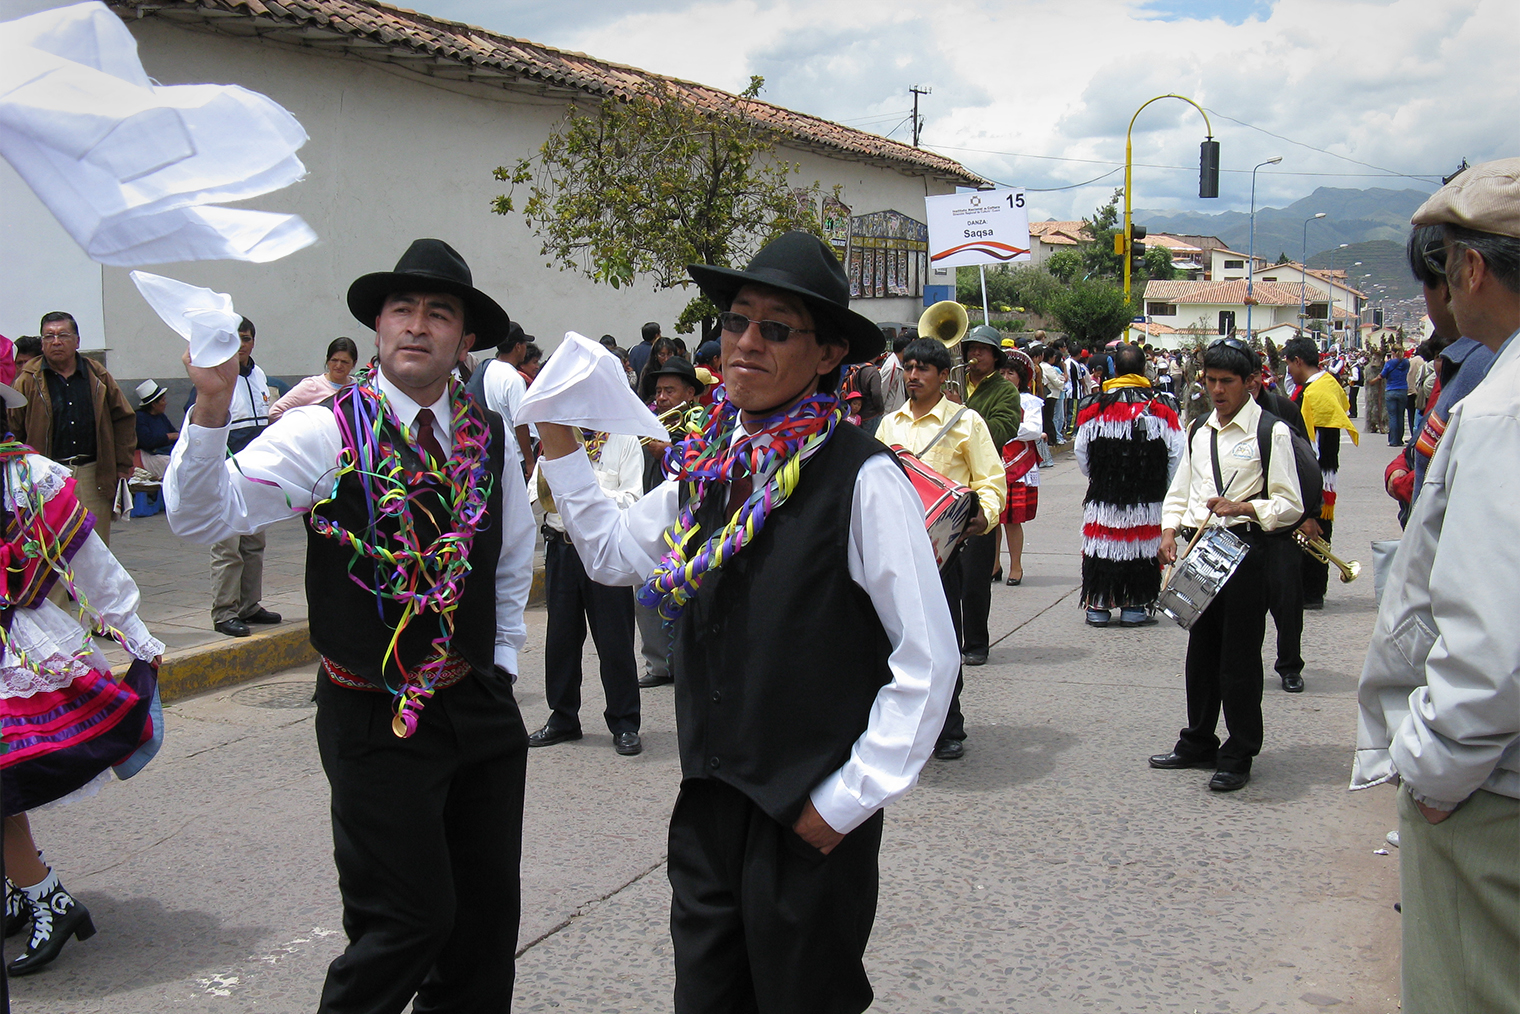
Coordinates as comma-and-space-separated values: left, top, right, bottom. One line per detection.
166, 238, 535, 1013
537, 231, 959, 1013
635, 357, 705, 689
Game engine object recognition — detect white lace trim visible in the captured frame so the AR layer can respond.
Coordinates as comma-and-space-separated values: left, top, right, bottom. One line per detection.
6, 457, 72, 508
121, 634, 166, 662
0, 654, 93, 698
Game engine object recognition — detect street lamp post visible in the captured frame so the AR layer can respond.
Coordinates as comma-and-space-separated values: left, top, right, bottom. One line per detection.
1300, 212, 1326, 331
1245, 156, 1282, 340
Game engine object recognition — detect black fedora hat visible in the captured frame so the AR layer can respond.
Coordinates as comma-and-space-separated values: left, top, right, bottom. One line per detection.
687, 231, 884, 364
641, 356, 706, 399
347, 239, 512, 346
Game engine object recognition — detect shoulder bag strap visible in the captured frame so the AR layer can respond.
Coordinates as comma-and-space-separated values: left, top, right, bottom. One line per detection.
916, 405, 969, 458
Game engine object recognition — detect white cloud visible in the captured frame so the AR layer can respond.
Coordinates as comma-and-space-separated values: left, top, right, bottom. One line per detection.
426, 0, 1518, 221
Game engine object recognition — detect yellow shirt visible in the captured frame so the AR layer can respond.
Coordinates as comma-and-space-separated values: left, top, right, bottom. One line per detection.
877, 395, 1007, 529
1161, 395, 1304, 533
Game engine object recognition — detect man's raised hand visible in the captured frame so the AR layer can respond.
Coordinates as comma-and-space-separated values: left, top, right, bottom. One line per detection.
183, 349, 240, 428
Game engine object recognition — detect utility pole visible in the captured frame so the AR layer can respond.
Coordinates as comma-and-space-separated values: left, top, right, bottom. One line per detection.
910, 85, 931, 148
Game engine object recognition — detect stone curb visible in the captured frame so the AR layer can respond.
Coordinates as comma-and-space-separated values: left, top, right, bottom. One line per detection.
126, 564, 547, 703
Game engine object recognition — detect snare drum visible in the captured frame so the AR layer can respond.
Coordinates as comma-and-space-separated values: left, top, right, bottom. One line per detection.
1156, 525, 1249, 629
891, 446, 979, 569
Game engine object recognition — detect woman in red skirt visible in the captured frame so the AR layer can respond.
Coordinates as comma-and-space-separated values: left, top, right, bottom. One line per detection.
997, 353, 1044, 585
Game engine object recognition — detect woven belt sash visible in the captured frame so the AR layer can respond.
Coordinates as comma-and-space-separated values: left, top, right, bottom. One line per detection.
320, 653, 473, 693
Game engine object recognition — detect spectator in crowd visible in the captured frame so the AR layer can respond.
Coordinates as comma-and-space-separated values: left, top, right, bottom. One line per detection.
1385, 223, 1499, 527
520, 342, 544, 383
876, 337, 1005, 761
1040, 345, 1064, 445
465, 321, 534, 473
1153, 338, 1304, 792
134, 379, 178, 480
636, 336, 682, 399
9, 312, 135, 546
633, 358, 704, 689
627, 321, 661, 377
599, 334, 620, 352
12, 336, 42, 371
269, 337, 359, 421
1354, 157, 1520, 1014
528, 425, 645, 756
1074, 343, 1185, 627
959, 326, 1021, 667
845, 355, 885, 435
0, 334, 14, 385
1380, 348, 1411, 446
878, 333, 909, 416
193, 317, 280, 638
693, 340, 722, 404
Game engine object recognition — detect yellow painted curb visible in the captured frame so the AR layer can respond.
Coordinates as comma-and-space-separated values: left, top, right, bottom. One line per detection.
148, 623, 318, 704
529, 564, 545, 607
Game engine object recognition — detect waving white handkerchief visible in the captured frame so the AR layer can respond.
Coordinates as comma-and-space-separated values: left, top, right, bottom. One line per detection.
516, 332, 666, 441
0, 2, 316, 266
130, 271, 243, 368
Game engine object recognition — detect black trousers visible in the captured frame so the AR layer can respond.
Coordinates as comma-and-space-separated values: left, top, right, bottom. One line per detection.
314, 669, 528, 1014
1347, 386, 1359, 417
1301, 518, 1333, 604
543, 534, 640, 735
937, 548, 966, 743
959, 530, 997, 656
1175, 536, 1268, 775
1261, 532, 1304, 677
668, 779, 884, 1014
1042, 397, 1057, 444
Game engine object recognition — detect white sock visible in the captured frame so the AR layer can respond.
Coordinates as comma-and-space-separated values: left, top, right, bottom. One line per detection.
18, 869, 59, 902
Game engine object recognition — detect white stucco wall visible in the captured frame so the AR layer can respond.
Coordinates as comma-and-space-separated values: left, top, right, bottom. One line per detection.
9, 17, 961, 392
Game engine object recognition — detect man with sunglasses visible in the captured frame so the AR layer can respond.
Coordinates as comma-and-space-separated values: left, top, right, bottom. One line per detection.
1355, 158, 1520, 1014
537, 232, 958, 1013
1151, 336, 1305, 792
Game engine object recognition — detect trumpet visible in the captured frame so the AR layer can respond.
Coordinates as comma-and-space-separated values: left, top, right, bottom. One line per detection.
641, 401, 691, 446
1295, 531, 1361, 583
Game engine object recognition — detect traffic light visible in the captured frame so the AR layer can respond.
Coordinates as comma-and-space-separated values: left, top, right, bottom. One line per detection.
1130, 224, 1147, 276
1200, 139, 1220, 198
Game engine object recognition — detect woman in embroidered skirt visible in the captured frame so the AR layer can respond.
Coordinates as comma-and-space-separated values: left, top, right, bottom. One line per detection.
0, 379, 164, 976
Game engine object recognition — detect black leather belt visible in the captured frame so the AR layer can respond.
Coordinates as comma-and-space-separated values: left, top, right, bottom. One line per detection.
56, 455, 96, 466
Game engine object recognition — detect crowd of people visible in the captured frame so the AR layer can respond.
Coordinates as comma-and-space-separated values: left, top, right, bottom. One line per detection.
0, 159, 1515, 1014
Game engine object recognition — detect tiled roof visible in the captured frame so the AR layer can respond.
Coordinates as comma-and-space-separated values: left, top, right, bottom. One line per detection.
1029, 220, 1091, 246
1144, 279, 1310, 306
111, 0, 987, 186
1147, 234, 1203, 253
1253, 262, 1366, 297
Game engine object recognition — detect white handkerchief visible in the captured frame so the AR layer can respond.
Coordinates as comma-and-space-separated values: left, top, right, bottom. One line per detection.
516, 332, 667, 441
130, 271, 242, 367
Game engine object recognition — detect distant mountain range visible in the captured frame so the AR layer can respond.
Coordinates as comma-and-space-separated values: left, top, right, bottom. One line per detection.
1133, 186, 1433, 307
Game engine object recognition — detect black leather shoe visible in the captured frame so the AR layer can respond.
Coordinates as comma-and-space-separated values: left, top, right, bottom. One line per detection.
1280, 672, 1305, 693
527, 724, 582, 748
4, 883, 29, 938
1148, 751, 1215, 770
8, 877, 95, 977
638, 672, 673, 688
990, 568, 1003, 583
962, 652, 988, 666
934, 739, 964, 761
1209, 770, 1250, 792
1304, 599, 1325, 611
214, 618, 251, 638
242, 607, 281, 624
614, 732, 642, 756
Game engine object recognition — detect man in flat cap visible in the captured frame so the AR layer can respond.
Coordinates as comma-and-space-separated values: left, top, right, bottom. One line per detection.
1353, 158, 1520, 1014
167, 239, 535, 1012
537, 231, 959, 1013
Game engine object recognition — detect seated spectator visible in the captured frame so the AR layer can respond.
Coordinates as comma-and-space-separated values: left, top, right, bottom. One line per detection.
134, 379, 178, 480
269, 337, 359, 421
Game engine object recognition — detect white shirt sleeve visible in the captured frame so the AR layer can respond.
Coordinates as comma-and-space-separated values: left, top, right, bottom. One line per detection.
809, 453, 959, 834
493, 448, 535, 674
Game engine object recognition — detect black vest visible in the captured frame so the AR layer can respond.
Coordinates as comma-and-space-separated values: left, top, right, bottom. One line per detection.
305, 391, 506, 686
671, 423, 895, 826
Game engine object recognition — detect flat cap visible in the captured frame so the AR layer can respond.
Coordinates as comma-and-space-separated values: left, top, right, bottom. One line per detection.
1411, 157, 1520, 239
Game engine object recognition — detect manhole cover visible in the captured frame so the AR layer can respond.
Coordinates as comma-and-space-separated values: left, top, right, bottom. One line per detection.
232, 681, 316, 709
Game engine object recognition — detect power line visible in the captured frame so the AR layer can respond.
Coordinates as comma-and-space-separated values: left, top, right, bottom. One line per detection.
926, 142, 1440, 180
1201, 106, 1442, 183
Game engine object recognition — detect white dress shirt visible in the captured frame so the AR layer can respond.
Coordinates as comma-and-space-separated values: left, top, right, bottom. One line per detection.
163, 371, 536, 673
540, 439, 960, 835
1161, 394, 1304, 534
481, 359, 528, 464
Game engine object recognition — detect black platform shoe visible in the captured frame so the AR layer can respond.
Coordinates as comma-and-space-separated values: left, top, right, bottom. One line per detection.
8, 873, 96, 976
4, 880, 30, 938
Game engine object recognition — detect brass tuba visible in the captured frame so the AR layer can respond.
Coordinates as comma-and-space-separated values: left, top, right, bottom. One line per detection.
918, 300, 970, 399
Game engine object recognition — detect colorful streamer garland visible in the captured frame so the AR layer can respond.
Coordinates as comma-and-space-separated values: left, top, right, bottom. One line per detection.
636, 387, 843, 621
0, 441, 132, 675
308, 380, 493, 737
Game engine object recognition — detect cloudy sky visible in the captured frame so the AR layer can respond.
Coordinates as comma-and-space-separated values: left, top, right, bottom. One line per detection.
409, 0, 1516, 222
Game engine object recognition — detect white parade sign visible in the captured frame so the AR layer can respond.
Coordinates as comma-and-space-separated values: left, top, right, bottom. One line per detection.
924, 189, 1032, 268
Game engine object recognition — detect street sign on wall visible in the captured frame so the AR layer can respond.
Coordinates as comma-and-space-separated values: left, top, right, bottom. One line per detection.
924, 189, 1031, 268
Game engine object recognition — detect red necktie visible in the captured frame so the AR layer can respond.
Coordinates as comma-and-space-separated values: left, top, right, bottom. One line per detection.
726, 474, 753, 521
414, 408, 446, 466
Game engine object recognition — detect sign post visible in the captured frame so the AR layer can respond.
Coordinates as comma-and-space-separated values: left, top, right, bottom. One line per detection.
925, 189, 1031, 324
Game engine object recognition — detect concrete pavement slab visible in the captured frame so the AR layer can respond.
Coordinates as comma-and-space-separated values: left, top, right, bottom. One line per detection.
9, 426, 1404, 1013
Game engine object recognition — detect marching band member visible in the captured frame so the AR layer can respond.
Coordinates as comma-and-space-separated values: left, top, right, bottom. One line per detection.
1283, 336, 1359, 610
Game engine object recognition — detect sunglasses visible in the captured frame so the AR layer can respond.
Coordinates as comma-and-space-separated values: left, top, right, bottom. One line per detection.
1208, 336, 1252, 353
718, 311, 815, 344
1420, 240, 1449, 280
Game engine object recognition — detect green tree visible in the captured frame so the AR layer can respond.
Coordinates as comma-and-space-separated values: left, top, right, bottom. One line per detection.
1045, 249, 1082, 283
1276, 251, 1291, 265
493, 76, 826, 336
1007, 265, 1063, 315
1081, 188, 1124, 280
1047, 278, 1136, 350
1142, 245, 1176, 281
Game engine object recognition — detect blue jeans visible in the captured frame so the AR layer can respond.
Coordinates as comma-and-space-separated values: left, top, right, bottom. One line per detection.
1385, 390, 1408, 445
